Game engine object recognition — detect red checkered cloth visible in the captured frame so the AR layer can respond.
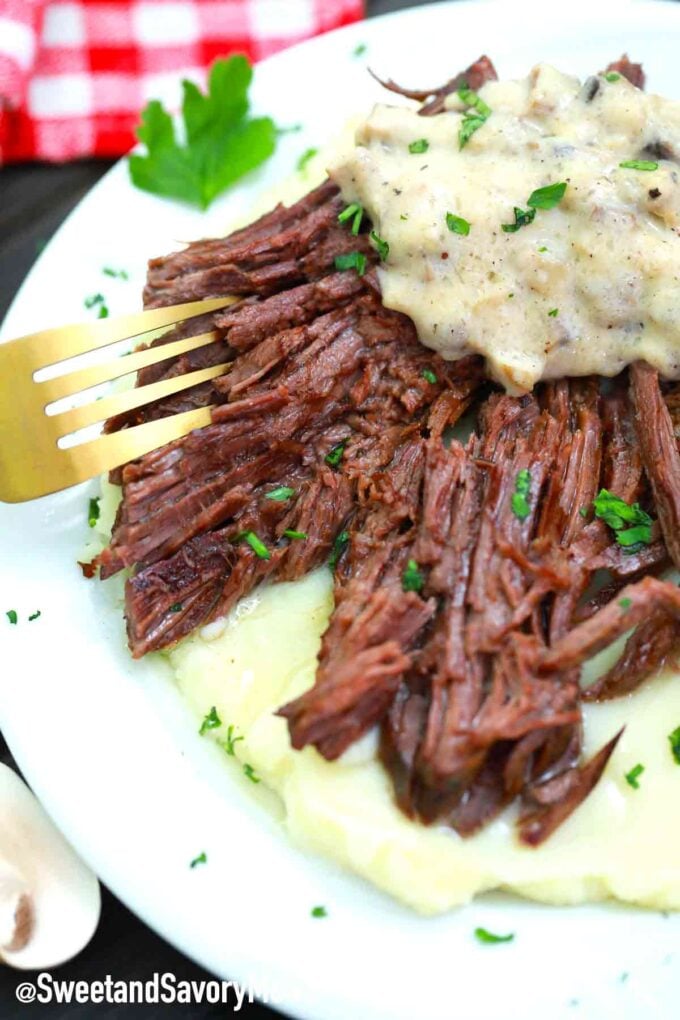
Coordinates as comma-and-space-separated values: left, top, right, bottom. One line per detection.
0, 0, 363, 163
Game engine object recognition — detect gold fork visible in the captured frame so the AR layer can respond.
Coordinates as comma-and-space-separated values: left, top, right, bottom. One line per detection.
0, 297, 238, 503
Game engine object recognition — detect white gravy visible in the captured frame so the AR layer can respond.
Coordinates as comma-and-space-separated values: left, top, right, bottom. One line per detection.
329, 64, 680, 393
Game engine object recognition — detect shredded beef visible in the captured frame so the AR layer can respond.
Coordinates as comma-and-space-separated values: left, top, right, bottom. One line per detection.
100, 55, 680, 848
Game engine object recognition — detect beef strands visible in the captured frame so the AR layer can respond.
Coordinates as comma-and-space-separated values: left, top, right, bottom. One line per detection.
102, 56, 680, 848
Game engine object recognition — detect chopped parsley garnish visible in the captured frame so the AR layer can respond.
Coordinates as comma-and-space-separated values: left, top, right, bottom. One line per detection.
402, 559, 425, 593
325, 441, 347, 468
548, 308, 559, 317
408, 138, 429, 154
190, 852, 207, 868
668, 726, 680, 765
311, 905, 328, 918
474, 927, 515, 945
266, 486, 296, 502
511, 469, 532, 520
579, 506, 589, 518
283, 529, 307, 540
221, 724, 244, 756
370, 230, 389, 260
528, 181, 568, 209
457, 87, 492, 149
98, 304, 109, 319
422, 368, 438, 384
88, 496, 100, 527
334, 251, 367, 276
6, 610, 17, 625
353, 42, 367, 57
338, 202, 364, 236
199, 706, 222, 735
625, 763, 644, 789
129, 56, 277, 210
102, 266, 129, 280
329, 530, 349, 569
446, 212, 471, 236
538, 246, 548, 252
502, 206, 536, 233
84, 293, 104, 309
297, 147, 318, 172
605, 72, 621, 82
169, 602, 183, 613
619, 597, 632, 611
592, 489, 653, 548
28, 610, 41, 622
620, 160, 658, 172
243, 763, 260, 783
237, 531, 271, 560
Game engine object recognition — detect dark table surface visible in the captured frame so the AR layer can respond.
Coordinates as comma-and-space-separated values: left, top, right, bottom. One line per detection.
0, 0, 422, 1017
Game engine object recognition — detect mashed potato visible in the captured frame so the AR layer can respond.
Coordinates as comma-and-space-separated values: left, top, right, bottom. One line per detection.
168, 566, 680, 914
94, 146, 680, 915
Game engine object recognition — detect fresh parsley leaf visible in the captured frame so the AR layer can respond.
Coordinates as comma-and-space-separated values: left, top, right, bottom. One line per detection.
592, 489, 653, 548
511, 469, 532, 520
169, 602, 183, 613
325, 441, 347, 468
502, 206, 536, 233
102, 266, 129, 280
334, 251, 367, 276
6, 610, 17, 625
88, 496, 100, 528
619, 597, 632, 610
266, 486, 296, 502
370, 230, 389, 260
236, 531, 271, 560
668, 726, 680, 765
97, 305, 109, 319
620, 160, 658, 172
527, 181, 568, 209
199, 706, 222, 736
84, 293, 105, 310
283, 529, 307, 540
422, 368, 438, 384
353, 42, 367, 57
548, 308, 559, 317
129, 56, 277, 210
338, 202, 364, 236
28, 610, 41, 622
221, 724, 244, 756
329, 530, 349, 570
297, 147, 318, 172
402, 559, 424, 593
457, 87, 492, 149
538, 245, 548, 252
243, 763, 260, 783
409, 138, 429, 154
474, 927, 515, 945
579, 506, 589, 518
605, 72, 621, 82
311, 905, 328, 918
446, 212, 471, 236
190, 852, 207, 868
625, 763, 644, 789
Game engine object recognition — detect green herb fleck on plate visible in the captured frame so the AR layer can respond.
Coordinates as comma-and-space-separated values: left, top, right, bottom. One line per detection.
311, 905, 328, 918
446, 212, 471, 236
502, 206, 536, 233
605, 72, 621, 82
284, 529, 307, 540
338, 202, 364, 236
668, 726, 680, 765
190, 852, 207, 868
28, 610, 41, 622
408, 138, 429, 154
619, 597, 632, 611
297, 147, 318, 172
221, 724, 244, 756
370, 230, 389, 260
474, 927, 515, 945
88, 496, 100, 528
548, 308, 559, 317
266, 486, 296, 502
102, 267, 129, 280
592, 489, 653, 548
329, 530, 349, 570
625, 763, 644, 789
402, 559, 424, 593
6, 610, 17, 625
422, 368, 438, 384
199, 706, 222, 736
528, 181, 568, 209
325, 441, 347, 468
243, 763, 260, 783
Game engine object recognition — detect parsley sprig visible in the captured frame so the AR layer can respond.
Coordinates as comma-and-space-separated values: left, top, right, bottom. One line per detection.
129, 56, 277, 210
511, 469, 532, 520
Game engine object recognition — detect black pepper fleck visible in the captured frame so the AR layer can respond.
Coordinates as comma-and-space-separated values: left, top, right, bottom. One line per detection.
649, 187, 662, 199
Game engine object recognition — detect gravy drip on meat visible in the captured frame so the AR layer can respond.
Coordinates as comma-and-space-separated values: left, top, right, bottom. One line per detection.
329, 64, 680, 393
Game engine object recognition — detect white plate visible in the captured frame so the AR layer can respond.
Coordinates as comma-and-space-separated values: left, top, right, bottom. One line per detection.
2, 2, 680, 1017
